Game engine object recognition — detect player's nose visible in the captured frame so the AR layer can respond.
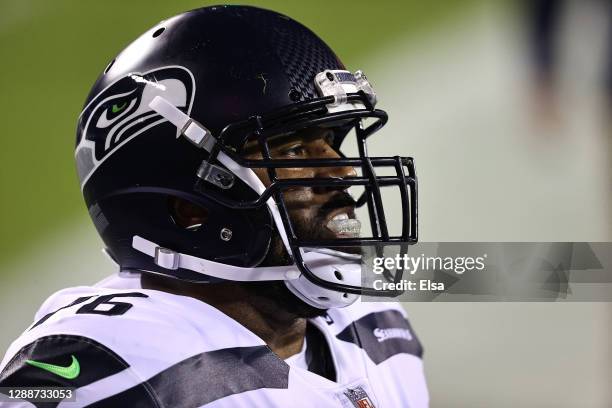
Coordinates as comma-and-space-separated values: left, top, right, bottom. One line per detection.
312, 144, 357, 194
314, 143, 357, 178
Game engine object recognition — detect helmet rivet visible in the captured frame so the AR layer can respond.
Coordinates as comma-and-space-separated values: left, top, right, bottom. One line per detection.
220, 228, 232, 241
326, 72, 334, 81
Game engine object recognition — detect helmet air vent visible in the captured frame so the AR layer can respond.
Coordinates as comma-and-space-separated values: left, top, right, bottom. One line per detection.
152, 27, 165, 38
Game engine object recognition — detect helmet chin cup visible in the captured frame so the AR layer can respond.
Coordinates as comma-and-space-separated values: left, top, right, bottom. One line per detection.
285, 249, 361, 309
285, 276, 359, 309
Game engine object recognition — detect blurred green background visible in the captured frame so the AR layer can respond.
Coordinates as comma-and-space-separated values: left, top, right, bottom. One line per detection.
1, 1, 611, 407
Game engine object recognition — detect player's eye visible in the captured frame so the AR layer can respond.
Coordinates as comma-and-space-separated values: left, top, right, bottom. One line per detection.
279, 143, 306, 157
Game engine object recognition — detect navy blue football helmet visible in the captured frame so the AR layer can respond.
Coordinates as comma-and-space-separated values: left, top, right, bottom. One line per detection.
76, 5, 417, 308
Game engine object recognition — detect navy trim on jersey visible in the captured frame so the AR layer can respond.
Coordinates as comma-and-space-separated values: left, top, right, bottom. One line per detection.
0, 335, 130, 408
85, 345, 290, 408
305, 322, 336, 382
336, 310, 423, 364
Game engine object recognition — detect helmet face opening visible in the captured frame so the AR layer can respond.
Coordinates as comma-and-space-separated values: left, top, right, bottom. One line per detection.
76, 5, 418, 307
198, 91, 418, 296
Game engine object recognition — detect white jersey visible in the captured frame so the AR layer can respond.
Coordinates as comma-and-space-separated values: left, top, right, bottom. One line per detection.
0, 274, 428, 407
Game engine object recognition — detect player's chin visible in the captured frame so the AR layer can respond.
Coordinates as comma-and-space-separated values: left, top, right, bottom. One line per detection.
242, 281, 328, 319
282, 293, 329, 319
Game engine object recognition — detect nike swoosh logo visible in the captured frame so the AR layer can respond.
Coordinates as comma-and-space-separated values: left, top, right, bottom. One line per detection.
26, 355, 80, 379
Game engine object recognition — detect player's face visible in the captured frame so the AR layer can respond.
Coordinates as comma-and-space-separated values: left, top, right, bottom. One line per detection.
241, 129, 357, 317
243, 128, 358, 251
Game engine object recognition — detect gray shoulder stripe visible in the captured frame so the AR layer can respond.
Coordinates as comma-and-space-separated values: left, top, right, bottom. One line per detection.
336, 309, 424, 364
85, 345, 289, 408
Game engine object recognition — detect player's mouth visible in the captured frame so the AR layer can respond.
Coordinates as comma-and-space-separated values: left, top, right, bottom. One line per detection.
324, 208, 361, 238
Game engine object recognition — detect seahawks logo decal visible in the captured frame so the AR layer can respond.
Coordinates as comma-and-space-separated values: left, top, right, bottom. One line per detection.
75, 66, 195, 188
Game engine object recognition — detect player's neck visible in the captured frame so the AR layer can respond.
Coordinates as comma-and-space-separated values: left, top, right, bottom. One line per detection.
140, 274, 306, 359
215, 297, 307, 359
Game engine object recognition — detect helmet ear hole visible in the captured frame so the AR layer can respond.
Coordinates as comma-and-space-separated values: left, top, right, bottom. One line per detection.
168, 196, 209, 231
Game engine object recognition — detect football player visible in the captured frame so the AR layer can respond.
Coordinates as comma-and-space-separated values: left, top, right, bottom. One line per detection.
0, 6, 427, 407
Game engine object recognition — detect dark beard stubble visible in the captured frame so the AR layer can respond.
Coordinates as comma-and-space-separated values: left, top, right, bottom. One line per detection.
240, 191, 357, 319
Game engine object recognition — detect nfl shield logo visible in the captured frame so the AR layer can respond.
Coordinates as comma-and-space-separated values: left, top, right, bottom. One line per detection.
356, 399, 375, 408
344, 386, 376, 408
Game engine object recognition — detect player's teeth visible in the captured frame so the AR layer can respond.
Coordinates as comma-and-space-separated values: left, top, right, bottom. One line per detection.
331, 213, 349, 221
326, 218, 361, 235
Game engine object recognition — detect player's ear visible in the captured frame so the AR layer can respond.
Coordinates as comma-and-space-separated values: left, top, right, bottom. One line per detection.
168, 196, 209, 231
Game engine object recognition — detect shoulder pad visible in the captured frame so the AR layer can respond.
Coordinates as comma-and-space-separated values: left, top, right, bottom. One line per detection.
0, 334, 129, 393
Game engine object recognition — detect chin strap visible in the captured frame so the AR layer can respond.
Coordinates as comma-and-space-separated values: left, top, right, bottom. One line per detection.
132, 235, 301, 281
131, 235, 360, 309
